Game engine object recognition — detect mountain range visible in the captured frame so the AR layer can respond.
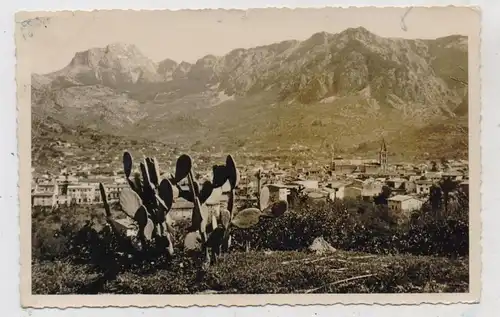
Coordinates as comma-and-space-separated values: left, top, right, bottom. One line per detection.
31, 27, 469, 165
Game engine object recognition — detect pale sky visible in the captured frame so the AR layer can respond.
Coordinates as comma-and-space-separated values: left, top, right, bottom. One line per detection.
15, 7, 479, 74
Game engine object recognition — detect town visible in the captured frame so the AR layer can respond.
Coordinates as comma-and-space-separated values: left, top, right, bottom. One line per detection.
31, 139, 469, 219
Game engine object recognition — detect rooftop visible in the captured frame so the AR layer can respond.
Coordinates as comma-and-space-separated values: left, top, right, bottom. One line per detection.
388, 195, 416, 202
415, 180, 433, 185
327, 181, 350, 189
68, 184, 95, 188
32, 192, 55, 197
267, 183, 295, 189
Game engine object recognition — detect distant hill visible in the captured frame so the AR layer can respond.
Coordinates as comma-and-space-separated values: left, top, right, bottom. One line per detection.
31, 27, 469, 163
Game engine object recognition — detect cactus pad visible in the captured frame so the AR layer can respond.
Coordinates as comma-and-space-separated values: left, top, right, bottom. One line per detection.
212, 164, 228, 188
226, 155, 240, 189
145, 157, 159, 186
174, 154, 192, 184
231, 208, 262, 229
211, 213, 218, 229
262, 200, 288, 218
219, 209, 231, 229
119, 188, 144, 219
143, 217, 155, 241
133, 205, 148, 226
98, 183, 112, 218
140, 162, 152, 186
184, 231, 202, 252
198, 181, 214, 205
199, 204, 210, 232
259, 185, 270, 211
123, 151, 133, 178
132, 172, 143, 192
155, 195, 169, 223
153, 157, 161, 184
166, 232, 174, 256
158, 178, 174, 211
178, 181, 201, 203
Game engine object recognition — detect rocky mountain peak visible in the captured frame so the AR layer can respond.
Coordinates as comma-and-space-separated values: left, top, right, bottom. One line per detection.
49, 43, 162, 88
157, 58, 179, 81
69, 43, 147, 68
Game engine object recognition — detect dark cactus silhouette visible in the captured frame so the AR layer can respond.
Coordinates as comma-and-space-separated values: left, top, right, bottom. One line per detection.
99, 151, 288, 267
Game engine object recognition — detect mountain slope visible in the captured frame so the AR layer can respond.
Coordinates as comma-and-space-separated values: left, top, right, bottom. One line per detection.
31, 27, 470, 162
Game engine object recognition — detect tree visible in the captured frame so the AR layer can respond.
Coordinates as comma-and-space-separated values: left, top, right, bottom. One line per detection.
429, 184, 442, 217
374, 185, 392, 206
439, 177, 459, 215
430, 161, 438, 172
440, 157, 450, 170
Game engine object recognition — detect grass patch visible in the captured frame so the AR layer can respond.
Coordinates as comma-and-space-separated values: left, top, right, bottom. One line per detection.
32, 250, 468, 294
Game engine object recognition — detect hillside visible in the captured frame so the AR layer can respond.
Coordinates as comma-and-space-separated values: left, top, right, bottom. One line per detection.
31, 116, 175, 174
31, 27, 469, 162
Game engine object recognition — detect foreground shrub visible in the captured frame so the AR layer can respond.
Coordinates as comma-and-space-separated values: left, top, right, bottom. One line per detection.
31, 195, 468, 265
231, 198, 468, 257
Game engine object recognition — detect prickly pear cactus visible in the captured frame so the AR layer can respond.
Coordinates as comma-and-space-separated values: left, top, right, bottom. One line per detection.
100, 150, 288, 266
101, 151, 186, 255
182, 154, 288, 264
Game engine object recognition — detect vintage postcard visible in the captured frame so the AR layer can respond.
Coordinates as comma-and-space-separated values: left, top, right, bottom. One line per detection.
17, 7, 481, 308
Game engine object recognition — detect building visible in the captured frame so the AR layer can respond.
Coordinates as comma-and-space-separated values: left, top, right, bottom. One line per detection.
267, 184, 292, 202
34, 181, 58, 194
442, 171, 464, 181
362, 163, 382, 174
415, 179, 433, 195
344, 185, 363, 199
360, 180, 383, 201
404, 180, 417, 194
170, 199, 194, 221
169, 198, 222, 223
388, 195, 423, 212
67, 184, 96, 205
386, 177, 406, 190
424, 171, 442, 183
290, 179, 319, 190
325, 181, 349, 200
32, 181, 59, 207
331, 159, 359, 174
267, 170, 287, 183
56, 195, 70, 206
32, 192, 57, 207
303, 188, 329, 200
101, 183, 129, 202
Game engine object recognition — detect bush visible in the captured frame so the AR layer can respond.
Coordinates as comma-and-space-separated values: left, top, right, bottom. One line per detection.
231, 198, 468, 257
31, 195, 468, 265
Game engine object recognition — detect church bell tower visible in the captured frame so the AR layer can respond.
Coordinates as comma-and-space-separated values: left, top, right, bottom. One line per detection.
379, 138, 388, 173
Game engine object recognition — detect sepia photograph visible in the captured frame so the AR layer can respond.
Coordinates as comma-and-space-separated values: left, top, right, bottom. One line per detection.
17, 7, 480, 307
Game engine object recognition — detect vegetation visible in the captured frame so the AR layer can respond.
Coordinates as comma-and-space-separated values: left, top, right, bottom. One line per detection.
32, 250, 468, 294
31, 192, 469, 294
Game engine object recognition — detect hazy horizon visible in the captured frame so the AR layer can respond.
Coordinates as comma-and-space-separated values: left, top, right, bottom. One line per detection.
17, 7, 477, 74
